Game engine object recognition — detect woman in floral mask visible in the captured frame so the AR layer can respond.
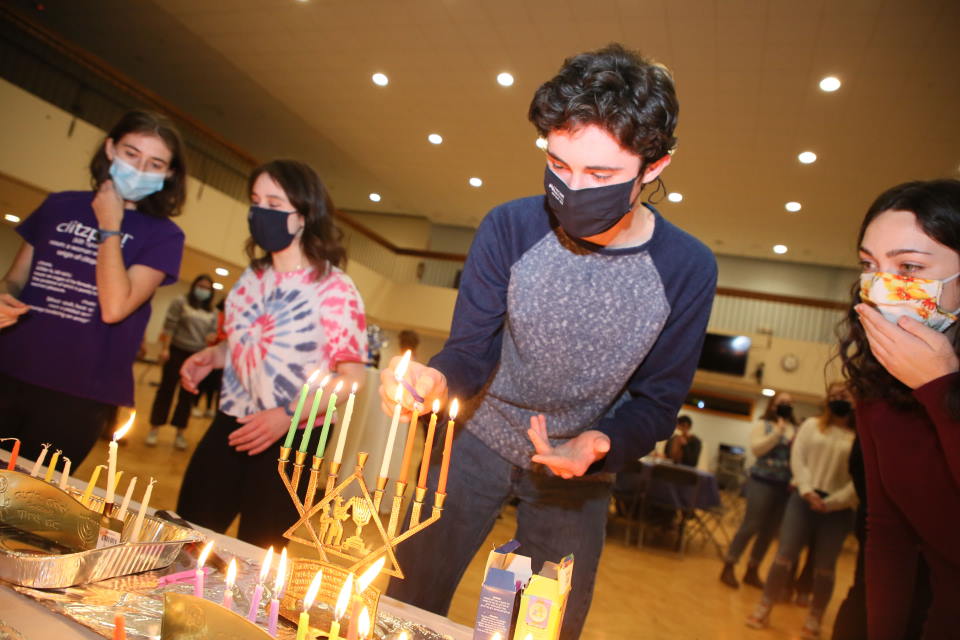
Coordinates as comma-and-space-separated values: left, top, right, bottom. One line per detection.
839, 178, 960, 639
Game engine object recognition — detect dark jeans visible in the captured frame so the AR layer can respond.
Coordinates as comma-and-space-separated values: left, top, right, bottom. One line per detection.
762, 492, 854, 620
724, 476, 789, 567
176, 411, 300, 549
198, 368, 221, 412
149, 345, 197, 430
386, 429, 611, 640
0, 373, 117, 467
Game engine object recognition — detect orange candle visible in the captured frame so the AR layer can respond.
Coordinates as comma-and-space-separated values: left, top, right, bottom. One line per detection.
437, 399, 459, 495
3, 438, 19, 470
397, 403, 422, 486
113, 612, 126, 640
416, 400, 440, 489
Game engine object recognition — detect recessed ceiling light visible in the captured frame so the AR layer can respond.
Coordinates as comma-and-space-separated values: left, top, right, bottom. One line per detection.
427, 133, 443, 145
469, 177, 483, 187
215, 267, 229, 277
798, 151, 817, 164
497, 72, 514, 87
369, 193, 381, 202
761, 388, 776, 397
773, 244, 788, 254
667, 192, 683, 203
535, 137, 548, 150
212, 282, 224, 290
371, 73, 389, 87
3, 213, 20, 223
819, 76, 841, 92
785, 201, 802, 212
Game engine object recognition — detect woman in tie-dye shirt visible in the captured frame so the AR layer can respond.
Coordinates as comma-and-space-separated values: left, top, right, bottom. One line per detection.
177, 160, 367, 548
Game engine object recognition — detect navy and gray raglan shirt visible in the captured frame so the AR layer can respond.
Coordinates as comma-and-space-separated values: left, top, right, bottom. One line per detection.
429, 195, 717, 474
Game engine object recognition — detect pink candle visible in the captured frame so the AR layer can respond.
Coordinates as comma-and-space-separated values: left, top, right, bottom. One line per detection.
194, 541, 214, 598
268, 548, 287, 636
247, 546, 274, 622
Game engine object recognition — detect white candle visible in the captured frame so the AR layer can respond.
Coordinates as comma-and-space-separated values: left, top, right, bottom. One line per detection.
106, 413, 135, 506
116, 477, 137, 522
332, 383, 358, 465
58, 457, 71, 490
194, 541, 214, 599
379, 383, 404, 479
29, 443, 51, 477
129, 478, 156, 542
223, 557, 237, 610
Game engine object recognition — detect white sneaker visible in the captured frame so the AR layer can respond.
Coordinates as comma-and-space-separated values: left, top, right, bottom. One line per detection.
191, 407, 202, 418
145, 428, 159, 447
174, 434, 188, 450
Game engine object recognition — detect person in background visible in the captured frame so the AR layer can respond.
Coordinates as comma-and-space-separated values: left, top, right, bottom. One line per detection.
146, 274, 215, 449
398, 329, 420, 361
194, 296, 226, 419
177, 159, 367, 549
840, 179, 960, 638
721, 391, 797, 589
666, 414, 701, 467
747, 381, 857, 639
0, 109, 186, 464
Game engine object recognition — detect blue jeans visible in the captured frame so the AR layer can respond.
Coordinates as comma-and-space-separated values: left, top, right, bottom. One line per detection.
386, 429, 611, 640
762, 492, 854, 619
724, 477, 790, 567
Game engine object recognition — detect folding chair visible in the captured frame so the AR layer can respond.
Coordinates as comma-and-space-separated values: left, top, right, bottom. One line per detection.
611, 458, 649, 546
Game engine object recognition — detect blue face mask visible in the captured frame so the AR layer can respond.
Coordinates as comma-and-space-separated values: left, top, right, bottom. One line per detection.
109, 157, 166, 202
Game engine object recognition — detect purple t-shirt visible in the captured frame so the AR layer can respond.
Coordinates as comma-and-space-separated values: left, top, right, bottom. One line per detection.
0, 191, 184, 407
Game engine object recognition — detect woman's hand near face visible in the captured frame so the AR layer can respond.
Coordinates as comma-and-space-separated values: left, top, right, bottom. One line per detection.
92, 180, 125, 229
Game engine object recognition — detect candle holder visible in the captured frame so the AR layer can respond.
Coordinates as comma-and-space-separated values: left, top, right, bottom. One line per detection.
162, 592, 274, 639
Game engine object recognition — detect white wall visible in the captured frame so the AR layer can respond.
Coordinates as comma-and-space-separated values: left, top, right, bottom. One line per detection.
716, 254, 859, 302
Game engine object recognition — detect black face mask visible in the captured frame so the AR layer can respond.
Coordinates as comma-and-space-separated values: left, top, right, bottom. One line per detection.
776, 404, 794, 420
248, 205, 297, 252
828, 400, 853, 417
543, 166, 639, 238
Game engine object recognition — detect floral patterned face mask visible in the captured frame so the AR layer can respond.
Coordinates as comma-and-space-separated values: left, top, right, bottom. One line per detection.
859, 271, 960, 332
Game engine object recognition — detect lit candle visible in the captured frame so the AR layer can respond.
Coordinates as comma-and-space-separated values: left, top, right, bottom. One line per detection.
357, 556, 385, 593
329, 573, 353, 640
379, 383, 404, 479
113, 612, 126, 640
491, 634, 501, 640
296, 569, 323, 640
58, 457, 71, 490
194, 541, 214, 598
129, 477, 156, 542
106, 413, 135, 506
115, 477, 137, 522
300, 375, 331, 453
417, 401, 440, 489
358, 607, 371, 640
268, 547, 287, 637
284, 369, 321, 449
316, 380, 344, 458
3, 438, 19, 470
437, 399, 459, 495
247, 546, 273, 622
43, 449, 61, 483
332, 383, 358, 465
397, 402, 422, 486
29, 443, 51, 477
81, 464, 105, 506
223, 557, 237, 610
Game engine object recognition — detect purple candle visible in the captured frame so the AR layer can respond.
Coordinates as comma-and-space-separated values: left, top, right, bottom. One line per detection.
247, 546, 274, 622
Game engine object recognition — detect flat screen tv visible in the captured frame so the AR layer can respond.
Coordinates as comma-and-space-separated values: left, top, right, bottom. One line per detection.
697, 333, 751, 376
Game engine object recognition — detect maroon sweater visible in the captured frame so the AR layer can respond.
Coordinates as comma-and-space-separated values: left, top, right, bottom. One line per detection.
858, 372, 960, 639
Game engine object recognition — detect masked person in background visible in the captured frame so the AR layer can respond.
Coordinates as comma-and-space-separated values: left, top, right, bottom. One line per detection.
177, 159, 367, 549
379, 44, 716, 640
0, 110, 187, 465
839, 179, 960, 640
146, 273, 216, 450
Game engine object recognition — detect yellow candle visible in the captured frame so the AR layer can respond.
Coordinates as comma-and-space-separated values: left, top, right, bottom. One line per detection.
43, 450, 61, 483
296, 569, 323, 640
81, 464, 106, 506
332, 383, 358, 465
329, 573, 353, 640
437, 399, 459, 495
416, 401, 440, 489
58, 457, 71, 490
106, 413, 135, 505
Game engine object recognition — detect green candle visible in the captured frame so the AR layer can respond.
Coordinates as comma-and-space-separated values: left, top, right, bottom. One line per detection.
283, 369, 321, 449
299, 376, 330, 453
315, 380, 344, 458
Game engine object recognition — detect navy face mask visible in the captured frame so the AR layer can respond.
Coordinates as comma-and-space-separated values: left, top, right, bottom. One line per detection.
248, 205, 297, 252
543, 166, 640, 238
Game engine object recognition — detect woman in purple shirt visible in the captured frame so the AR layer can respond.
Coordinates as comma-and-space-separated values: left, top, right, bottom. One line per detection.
0, 110, 187, 465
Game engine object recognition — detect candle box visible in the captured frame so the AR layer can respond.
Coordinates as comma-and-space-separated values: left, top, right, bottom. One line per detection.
511, 554, 574, 640
472, 540, 531, 640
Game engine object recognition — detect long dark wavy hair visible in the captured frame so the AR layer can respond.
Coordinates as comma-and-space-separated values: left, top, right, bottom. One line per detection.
245, 160, 346, 279
838, 179, 960, 418
88, 110, 187, 218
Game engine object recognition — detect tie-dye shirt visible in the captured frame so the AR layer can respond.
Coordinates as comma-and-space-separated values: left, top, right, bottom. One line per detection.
219, 264, 367, 417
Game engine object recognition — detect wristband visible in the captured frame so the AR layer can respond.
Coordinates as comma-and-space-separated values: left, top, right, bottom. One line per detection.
96, 229, 122, 244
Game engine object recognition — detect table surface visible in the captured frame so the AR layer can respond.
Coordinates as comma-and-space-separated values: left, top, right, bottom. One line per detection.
0, 449, 472, 640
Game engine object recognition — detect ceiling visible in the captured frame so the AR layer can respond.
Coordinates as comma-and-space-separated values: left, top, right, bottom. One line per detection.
11, 0, 960, 268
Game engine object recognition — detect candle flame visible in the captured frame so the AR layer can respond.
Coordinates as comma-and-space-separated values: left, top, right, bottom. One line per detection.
333, 380, 344, 394
273, 547, 288, 593
319, 374, 332, 389
225, 558, 238, 588
357, 556, 385, 593
113, 412, 135, 441
197, 541, 214, 569
399, 633, 410, 640
449, 398, 459, 420
491, 634, 501, 640
307, 369, 322, 385
303, 569, 323, 611
351, 382, 358, 393
358, 606, 371, 639
432, 398, 440, 414
334, 573, 353, 620
524, 635, 533, 640
259, 546, 274, 583
395, 350, 412, 381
